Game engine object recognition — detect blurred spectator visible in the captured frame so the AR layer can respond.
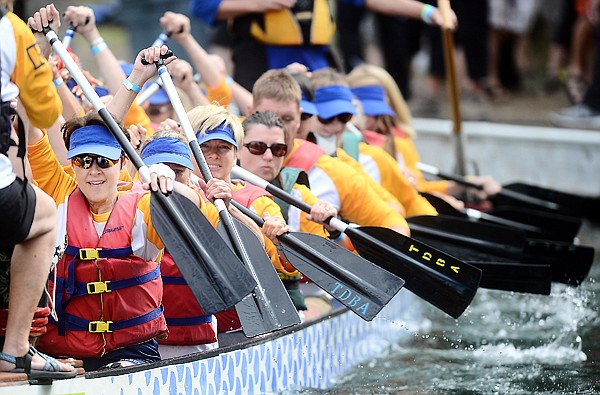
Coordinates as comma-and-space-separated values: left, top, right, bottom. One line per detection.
550, 0, 600, 129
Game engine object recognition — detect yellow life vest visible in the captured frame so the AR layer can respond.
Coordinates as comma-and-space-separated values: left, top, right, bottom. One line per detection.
249, 0, 335, 46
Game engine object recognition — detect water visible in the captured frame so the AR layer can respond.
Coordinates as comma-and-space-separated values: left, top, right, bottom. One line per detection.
304, 221, 600, 394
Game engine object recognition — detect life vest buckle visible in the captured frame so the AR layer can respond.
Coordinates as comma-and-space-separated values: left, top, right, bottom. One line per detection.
89, 320, 113, 333
79, 248, 102, 260
86, 281, 111, 294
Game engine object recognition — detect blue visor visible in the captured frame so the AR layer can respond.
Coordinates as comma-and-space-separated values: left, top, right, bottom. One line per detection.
351, 86, 395, 117
196, 123, 238, 148
66, 125, 122, 160
300, 92, 318, 116
141, 137, 194, 170
313, 85, 357, 119
145, 82, 170, 106
120, 63, 134, 78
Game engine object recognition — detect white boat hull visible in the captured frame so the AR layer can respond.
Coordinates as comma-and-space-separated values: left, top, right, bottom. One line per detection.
0, 291, 421, 394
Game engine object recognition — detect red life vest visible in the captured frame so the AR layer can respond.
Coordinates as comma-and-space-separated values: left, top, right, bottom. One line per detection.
36, 188, 167, 358
158, 252, 217, 346
232, 183, 272, 207
285, 140, 326, 173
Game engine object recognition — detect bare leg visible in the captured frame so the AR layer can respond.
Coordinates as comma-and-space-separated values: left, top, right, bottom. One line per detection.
0, 185, 74, 372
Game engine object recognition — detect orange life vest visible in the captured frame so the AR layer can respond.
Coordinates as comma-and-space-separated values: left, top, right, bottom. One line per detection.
37, 188, 167, 358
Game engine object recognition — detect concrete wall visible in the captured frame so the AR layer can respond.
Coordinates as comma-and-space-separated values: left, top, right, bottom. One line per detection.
412, 119, 600, 197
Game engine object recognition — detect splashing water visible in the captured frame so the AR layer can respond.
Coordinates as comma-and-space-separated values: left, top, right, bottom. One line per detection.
297, 221, 600, 395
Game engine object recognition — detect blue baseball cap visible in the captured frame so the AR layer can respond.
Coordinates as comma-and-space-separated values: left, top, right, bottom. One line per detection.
66, 125, 122, 160
196, 123, 238, 148
351, 86, 395, 117
300, 92, 318, 116
141, 137, 194, 170
313, 85, 357, 119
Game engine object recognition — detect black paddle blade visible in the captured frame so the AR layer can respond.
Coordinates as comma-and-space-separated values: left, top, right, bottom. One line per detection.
523, 239, 595, 286
217, 218, 301, 337
503, 182, 582, 217
280, 232, 405, 321
150, 192, 255, 314
407, 215, 526, 260
470, 262, 552, 295
346, 226, 481, 318
490, 206, 582, 242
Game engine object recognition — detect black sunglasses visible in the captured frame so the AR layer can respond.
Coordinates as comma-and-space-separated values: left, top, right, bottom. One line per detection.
243, 141, 288, 157
317, 113, 353, 125
300, 112, 313, 121
71, 155, 119, 169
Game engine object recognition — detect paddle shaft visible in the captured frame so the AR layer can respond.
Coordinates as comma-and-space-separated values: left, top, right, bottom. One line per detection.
230, 200, 396, 307
439, 0, 467, 176
417, 162, 563, 211
157, 65, 293, 330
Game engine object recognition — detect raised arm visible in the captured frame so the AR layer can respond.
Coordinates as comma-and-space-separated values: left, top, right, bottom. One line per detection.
63, 5, 126, 95
106, 45, 176, 121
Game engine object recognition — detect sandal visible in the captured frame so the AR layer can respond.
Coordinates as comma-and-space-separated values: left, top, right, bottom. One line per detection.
0, 346, 77, 381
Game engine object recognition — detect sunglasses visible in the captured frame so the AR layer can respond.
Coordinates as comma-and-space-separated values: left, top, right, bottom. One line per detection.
317, 113, 353, 125
300, 113, 313, 121
243, 141, 288, 157
71, 155, 120, 169
147, 105, 171, 117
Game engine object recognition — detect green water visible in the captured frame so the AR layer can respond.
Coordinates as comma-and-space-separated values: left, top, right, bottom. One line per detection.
317, 221, 600, 394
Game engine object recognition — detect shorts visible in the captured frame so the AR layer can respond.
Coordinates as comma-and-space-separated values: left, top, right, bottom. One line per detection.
0, 178, 36, 249
488, 0, 540, 34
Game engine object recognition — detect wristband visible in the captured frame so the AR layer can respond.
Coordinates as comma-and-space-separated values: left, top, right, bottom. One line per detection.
90, 37, 105, 47
421, 4, 436, 25
53, 77, 64, 88
91, 41, 108, 55
327, 228, 342, 241
123, 79, 142, 93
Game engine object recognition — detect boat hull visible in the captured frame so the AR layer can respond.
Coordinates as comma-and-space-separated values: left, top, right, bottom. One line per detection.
0, 291, 420, 394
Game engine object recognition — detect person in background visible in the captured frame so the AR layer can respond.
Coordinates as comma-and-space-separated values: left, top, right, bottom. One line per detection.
308, 67, 438, 217
551, 0, 600, 129
346, 63, 501, 205
251, 69, 411, 235
190, 0, 456, 91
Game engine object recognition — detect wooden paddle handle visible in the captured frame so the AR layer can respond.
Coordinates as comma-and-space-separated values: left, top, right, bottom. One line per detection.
437, 0, 454, 30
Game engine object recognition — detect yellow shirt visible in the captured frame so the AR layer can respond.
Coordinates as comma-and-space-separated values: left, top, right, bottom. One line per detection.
353, 143, 438, 217
394, 135, 449, 194
1, 11, 61, 128
290, 183, 330, 238
123, 102, 154, 135
205, 77, 232, 108
233, 183, 299, 276
284, 140, 409, 232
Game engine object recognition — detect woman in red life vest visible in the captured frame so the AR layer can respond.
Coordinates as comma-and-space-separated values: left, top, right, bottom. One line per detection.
28, 46, 208, 371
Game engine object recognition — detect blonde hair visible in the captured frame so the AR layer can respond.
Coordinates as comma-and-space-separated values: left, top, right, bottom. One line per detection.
346, 64, 415, 138
310, 67, 348, 90
187, 103, 244, 147
253, 69, 301, 107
